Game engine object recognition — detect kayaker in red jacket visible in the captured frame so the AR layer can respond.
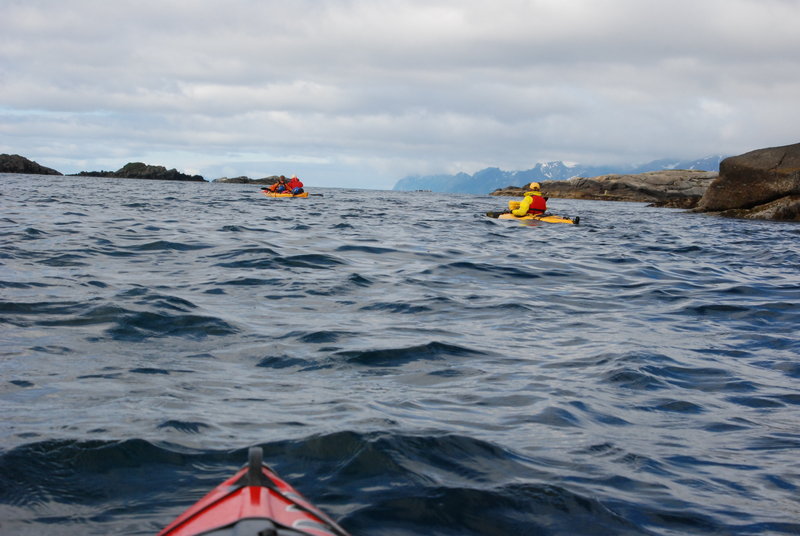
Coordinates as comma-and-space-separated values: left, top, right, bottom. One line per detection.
508, 182, 547, 216
286, 175, 304, 194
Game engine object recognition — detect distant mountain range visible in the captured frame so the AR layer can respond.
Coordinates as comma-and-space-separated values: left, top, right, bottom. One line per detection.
393, 156, 727, 194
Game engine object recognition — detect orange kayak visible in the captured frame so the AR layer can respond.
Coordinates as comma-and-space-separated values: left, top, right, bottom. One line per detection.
262, 190, 309, 198
486, 211, 580, 224
158, 448, 349, 536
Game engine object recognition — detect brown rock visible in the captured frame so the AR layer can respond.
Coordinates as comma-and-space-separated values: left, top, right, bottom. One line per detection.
490, 185, 528, 196
712, 195, 800, 221
491, 170, 717, 208
0, 154, 62, 175
73, 162, 205, 181
695, 143, 800, 218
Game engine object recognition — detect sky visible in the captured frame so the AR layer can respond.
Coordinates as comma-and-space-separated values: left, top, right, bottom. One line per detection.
2, 0, 799, 189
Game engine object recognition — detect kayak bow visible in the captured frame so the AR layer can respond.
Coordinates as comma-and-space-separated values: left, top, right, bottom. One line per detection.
486, 211, 580, 225
158, 447, 350, 536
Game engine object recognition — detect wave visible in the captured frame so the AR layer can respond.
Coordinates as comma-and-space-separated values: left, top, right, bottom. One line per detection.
33, 303, 238, 341
4, 179, 800, 535
336, 341, 490, 368
421, 261, 541, 281
5, 431, 792, 535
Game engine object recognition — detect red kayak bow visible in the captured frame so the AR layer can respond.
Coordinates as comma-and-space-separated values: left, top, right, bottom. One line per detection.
158, 447, 350, 536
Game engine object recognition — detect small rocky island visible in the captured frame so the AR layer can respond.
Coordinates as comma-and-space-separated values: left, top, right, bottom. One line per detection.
492, 143, 800, 222
0, 154, 62, 175
73, 162, 204, 182
0, 155, 204, 182
0, 155, 285, 185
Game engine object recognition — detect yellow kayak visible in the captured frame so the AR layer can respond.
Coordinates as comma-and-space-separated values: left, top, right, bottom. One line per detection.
261, 190, 309, 198
486, 211, 580, 224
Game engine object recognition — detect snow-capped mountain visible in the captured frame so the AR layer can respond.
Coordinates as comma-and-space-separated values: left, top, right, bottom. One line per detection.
393, 156, 727, 194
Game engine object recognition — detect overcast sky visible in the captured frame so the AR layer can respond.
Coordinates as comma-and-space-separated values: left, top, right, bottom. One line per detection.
2, 0, 799, 188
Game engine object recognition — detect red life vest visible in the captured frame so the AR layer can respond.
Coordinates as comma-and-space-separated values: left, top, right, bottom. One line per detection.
527, 194, 546, 214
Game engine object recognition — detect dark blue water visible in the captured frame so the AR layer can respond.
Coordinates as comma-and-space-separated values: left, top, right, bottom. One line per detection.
1, 174, 799, 535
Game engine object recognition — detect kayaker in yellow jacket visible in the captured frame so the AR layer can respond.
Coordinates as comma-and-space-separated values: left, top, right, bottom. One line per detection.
508, 182, 547, 216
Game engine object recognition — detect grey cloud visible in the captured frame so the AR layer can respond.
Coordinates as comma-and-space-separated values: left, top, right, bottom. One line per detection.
2, 0, 799, 188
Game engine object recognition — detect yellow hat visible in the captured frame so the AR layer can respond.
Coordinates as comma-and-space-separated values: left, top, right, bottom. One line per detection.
529, 182, 541, 190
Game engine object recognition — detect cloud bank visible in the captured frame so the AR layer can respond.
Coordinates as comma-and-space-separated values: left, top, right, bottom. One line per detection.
2, 0, 799, 188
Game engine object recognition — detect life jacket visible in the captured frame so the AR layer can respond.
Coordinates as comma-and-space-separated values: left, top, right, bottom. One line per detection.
287, 178, 303, 189
526, 193, 546, 214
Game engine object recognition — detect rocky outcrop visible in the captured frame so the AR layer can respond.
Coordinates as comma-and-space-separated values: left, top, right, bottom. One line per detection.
491, 170, 718, 208
213, 175, 281, 185
73, 162, 205, 182
694, 143, 800, 221
703, 195, 800, 221
0, 154, 62, 175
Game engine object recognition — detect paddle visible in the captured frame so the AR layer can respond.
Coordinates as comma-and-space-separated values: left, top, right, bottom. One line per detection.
486, 211, 509, 218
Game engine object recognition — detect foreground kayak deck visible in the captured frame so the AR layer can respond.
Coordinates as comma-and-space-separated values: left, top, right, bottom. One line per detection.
262, 191, 309, 198
486, 211, 580, 224
158, 448, 349, 536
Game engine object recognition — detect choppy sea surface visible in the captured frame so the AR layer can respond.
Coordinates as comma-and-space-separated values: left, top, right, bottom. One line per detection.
1, 174, 799, 536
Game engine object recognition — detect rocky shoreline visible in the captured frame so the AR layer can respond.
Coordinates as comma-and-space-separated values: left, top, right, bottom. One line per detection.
491, 143, 800, 222
692, 144, 800, 221
491, 169, 717, 209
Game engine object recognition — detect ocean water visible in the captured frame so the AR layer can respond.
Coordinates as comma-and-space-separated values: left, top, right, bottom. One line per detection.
1, 174, 799, 536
